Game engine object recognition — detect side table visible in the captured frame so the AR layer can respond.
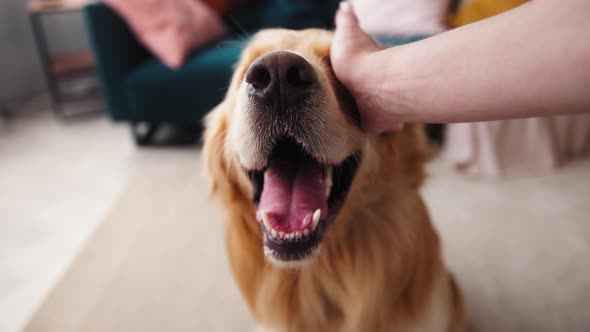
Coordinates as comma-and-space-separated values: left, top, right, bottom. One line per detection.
28, 0, 99, 117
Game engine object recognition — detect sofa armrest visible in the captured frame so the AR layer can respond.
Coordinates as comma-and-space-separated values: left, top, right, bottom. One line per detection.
83, 3, 150, 121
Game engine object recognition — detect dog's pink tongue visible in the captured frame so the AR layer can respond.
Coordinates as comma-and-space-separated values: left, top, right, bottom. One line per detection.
257, 158, 326, 233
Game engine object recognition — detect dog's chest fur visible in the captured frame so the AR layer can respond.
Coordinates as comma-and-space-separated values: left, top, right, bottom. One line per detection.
228, 195, 454, 332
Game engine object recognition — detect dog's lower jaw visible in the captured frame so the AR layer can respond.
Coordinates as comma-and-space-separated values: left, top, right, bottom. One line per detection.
263, 245, 320, 268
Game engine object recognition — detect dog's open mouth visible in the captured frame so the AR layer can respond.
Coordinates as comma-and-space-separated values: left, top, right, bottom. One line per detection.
247, 138, 360, 264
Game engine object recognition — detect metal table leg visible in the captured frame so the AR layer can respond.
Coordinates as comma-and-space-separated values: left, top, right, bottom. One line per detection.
29, 12, 64, 117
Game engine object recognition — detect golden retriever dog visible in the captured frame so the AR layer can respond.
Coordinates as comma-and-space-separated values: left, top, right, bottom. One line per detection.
203, 29, 465, 332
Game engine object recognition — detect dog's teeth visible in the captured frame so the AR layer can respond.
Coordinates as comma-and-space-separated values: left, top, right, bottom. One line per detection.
261, 210, 272, 232
312, 209, 321, 231
271, 229, 278, 238
303, 229, 309, 236
295, 231, 302, 239
279, 231, 285, 239
324, 168, 333, 198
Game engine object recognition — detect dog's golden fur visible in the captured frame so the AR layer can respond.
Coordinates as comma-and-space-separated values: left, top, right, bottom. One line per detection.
203, 29, 465, 332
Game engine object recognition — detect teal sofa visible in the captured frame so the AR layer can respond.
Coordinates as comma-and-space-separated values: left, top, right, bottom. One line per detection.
83, 0, 340, 145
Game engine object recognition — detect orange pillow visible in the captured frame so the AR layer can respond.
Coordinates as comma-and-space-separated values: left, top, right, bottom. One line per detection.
106, 0, 228, 69
449, 0, 528, 27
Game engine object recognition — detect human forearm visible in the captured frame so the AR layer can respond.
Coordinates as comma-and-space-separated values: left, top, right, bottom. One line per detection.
369, 0, 590, 123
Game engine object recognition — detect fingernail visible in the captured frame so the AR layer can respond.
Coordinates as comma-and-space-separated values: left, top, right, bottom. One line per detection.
339, 1, 352, 12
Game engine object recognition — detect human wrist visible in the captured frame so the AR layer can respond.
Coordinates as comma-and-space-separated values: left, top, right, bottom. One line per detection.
354, 46, 414, 123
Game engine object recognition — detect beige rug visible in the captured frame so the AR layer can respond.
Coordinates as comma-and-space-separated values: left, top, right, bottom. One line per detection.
23, 150, 253, 332
24, 152, 590, 332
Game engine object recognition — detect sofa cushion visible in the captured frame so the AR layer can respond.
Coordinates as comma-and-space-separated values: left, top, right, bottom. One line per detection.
124, 38, 245, 122
351, 0, 450, 37
106, 0, 228, 69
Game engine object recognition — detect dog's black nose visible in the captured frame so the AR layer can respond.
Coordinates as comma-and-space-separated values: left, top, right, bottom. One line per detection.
245, 51, 317, 109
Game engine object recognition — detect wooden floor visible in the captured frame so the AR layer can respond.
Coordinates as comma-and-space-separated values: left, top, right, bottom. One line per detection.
0, 103, 133, 332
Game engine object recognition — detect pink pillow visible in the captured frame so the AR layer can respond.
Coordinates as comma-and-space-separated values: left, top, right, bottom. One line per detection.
351, 0, 450, 37
106, 0, 228, 69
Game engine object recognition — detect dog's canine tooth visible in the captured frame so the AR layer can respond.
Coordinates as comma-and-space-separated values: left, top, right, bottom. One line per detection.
324, 168, 333, 198
295, 231, 302, 239
312, 209, 321, 231
303, 229, 309, 236
261, 210, 272, 232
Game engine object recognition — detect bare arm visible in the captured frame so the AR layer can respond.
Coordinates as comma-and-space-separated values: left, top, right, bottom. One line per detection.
331, 0, 590, 133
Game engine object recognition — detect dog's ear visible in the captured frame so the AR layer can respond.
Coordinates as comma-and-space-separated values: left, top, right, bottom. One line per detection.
397, 124, 431, 187
202, 102, 232, 198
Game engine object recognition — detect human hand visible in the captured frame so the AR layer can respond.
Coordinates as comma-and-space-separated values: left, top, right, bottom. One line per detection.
331, 2, 403, 133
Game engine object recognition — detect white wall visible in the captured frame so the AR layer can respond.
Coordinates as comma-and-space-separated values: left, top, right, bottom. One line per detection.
0, 0, 89, 103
